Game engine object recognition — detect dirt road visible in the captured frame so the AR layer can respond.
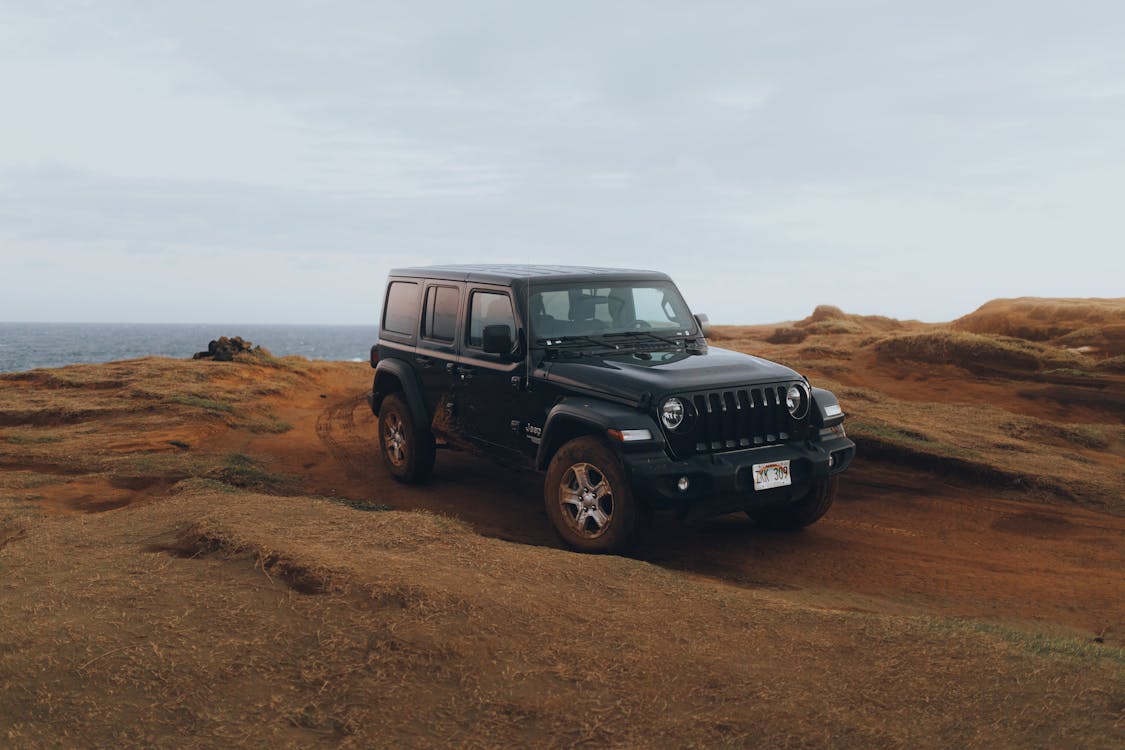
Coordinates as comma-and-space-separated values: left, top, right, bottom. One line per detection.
302, 382, 1125, 648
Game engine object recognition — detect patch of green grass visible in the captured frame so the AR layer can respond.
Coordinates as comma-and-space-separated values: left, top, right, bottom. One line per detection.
178, 477, 246, 495
112, 452, 198, 478
328, 497, 392, 512
0, 473, 62, 490
837, 387, 881, 403
213, 453, 292, 492
1041, 367, 1099, 379
851, 420, 931, 447
919, 617, 1125, 665
4, 433, 64, 445
169, 395, 235, 414
1001, 419, 1110, 450
802, 319, 864, 335
849, 419, 979, 459
869, 330, 1090, 375
236, 348, 307, 372
238, 417, 294, 434
1095, 355, 1125, 373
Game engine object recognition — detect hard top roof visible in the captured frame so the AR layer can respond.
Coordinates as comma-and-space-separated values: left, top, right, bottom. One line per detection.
387, 264, 672, 285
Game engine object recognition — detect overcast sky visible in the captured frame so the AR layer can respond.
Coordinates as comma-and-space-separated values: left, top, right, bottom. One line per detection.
2, 1, 1123, 325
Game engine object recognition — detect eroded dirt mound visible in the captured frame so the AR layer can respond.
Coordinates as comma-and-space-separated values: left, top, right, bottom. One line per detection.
953, 297, 1125, 355
867, 330, 1083, 377
765, 305, 907, 343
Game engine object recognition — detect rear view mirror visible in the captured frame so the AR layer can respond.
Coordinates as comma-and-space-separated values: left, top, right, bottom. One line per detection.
482, 324, 513, 355
694, 313, 712, 338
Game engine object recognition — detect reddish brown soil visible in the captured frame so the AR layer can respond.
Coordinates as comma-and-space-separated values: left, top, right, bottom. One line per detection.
296, 375, 1125, 647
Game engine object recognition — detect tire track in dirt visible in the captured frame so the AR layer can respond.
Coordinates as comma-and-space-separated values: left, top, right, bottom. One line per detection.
314, 393, 375, 481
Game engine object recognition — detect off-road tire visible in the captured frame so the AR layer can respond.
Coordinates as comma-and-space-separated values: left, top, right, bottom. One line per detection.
748, 477, 837, 530
378, 393, 435, 483
545, 436, 638, 553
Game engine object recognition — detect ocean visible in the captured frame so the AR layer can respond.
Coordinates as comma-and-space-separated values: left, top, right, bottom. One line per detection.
0, 322, 378, 373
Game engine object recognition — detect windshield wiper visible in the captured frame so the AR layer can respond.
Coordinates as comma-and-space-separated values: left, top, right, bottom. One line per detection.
601, 330, 684, 347
535, 335, 622, 351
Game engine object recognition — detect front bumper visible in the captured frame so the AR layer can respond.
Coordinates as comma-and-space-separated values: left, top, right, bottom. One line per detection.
621, 437, 855, 518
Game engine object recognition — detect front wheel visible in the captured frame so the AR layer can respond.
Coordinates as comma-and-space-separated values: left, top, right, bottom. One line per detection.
378, 393, 435, 483
748, 477, 837, 530
544, 436, 639, 553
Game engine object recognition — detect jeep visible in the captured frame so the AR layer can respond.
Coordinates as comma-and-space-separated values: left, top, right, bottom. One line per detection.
368, 265, 855, 552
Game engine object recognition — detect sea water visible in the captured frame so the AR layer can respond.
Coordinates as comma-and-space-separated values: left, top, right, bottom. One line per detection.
0, 322, 378, 372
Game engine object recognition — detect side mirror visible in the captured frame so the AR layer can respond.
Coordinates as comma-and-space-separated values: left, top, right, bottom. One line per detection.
694, 313, 712, 338
482, 324, 514, 356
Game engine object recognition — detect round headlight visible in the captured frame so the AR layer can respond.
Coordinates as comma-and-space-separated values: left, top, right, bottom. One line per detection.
661, 398, 686, 430
786, 384, 810, 419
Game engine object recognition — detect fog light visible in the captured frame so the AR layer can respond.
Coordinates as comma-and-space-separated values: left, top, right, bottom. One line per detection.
677, 476, 690, 492
829, 453, 837, 468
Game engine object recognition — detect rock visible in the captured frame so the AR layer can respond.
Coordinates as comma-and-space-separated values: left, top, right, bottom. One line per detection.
193, 336, 255, 362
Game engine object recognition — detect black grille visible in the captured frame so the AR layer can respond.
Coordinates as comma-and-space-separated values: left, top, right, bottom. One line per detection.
688, 385, 800, 454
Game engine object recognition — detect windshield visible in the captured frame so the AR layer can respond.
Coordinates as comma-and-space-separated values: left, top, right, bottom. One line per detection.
529, 281, 697, 341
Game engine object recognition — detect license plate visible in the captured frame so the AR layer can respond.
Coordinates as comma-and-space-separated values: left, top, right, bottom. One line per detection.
752, 460, 792, 491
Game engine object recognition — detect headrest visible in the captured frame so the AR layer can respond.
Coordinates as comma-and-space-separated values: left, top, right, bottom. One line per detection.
570, 297, 597, 321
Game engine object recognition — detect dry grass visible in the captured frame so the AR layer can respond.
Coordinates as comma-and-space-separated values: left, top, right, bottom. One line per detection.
820, 380, 1124, 512
953, 297, 1125, 341
0, 356, 325, 498
1, 487, 1121, 749
867, 330, 1092, 378
708, 299, 1125, 514
2, 304, 1124, 747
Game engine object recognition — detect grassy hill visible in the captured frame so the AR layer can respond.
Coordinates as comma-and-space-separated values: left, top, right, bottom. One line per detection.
2, 299, 1124, 748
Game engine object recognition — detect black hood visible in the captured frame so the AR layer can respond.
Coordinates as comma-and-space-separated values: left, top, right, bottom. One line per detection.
541, 346, 800, 403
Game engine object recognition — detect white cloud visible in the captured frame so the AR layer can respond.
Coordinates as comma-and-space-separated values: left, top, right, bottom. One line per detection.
2, 1, 1124, 324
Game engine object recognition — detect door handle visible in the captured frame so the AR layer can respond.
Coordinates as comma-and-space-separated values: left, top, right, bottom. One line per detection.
415, 356, 434, 368
446, 362, 456, 374
455, 365, 474, 382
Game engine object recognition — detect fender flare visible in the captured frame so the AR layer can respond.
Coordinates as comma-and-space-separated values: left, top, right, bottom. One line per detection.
535, 397, 663, 470
810, 386, 844, 428
372, 358, 430, 427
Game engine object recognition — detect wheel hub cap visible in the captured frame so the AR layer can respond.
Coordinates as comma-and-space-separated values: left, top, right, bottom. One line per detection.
383, 416, 407, 467
559, 462, 614, 539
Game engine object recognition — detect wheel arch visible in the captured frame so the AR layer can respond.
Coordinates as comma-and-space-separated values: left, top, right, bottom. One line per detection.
371, 358, 429, 427
535, 398, 662, 471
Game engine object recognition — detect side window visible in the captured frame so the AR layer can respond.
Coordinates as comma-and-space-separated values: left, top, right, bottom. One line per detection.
382, 281, 419, 336
467, 291, 515, 349
422, 285, 459, 343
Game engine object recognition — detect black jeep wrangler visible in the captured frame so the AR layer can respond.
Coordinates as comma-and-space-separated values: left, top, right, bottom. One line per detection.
369, 265, 854, 552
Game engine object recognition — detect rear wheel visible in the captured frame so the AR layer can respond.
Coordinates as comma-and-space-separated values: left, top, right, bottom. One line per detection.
378, 393, 435, 483
544, 436, 638, 553
748, 477, 837, 530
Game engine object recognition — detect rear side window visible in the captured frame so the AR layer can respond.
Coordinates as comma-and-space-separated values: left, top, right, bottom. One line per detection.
467, 291, 516, 348
422, 285, 459, 343
382, 281, 420, 336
